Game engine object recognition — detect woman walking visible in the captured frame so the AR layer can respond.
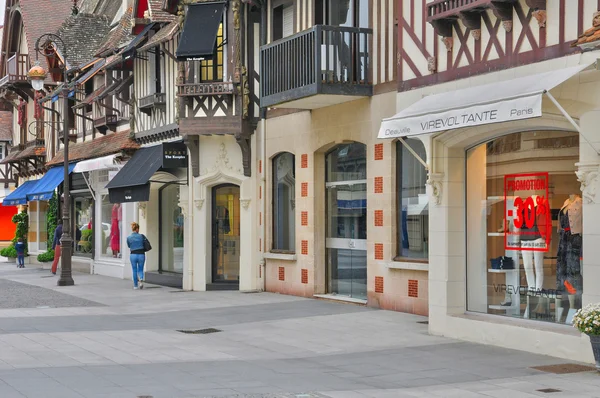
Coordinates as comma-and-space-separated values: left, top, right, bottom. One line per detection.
126, 222, 148, 290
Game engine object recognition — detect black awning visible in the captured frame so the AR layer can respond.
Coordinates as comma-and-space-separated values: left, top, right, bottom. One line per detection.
176, 2, 226, 61
122, 23, 156, 61
105, 142, 188, 203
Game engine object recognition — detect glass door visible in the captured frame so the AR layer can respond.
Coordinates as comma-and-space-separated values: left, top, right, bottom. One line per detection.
212, 184, 240, 283
326, 143, 367, 300
159, 184, 184, 274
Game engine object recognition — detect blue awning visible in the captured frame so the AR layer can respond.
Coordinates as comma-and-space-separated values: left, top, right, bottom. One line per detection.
3, 180, 40, 206
26, 164, 76, 201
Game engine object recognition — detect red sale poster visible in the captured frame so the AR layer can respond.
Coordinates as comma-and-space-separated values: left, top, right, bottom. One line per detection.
504, 172, 551, 252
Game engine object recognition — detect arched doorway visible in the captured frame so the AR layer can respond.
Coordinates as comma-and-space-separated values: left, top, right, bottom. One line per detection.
211, 183, 241, 287
325, 142, 367, 300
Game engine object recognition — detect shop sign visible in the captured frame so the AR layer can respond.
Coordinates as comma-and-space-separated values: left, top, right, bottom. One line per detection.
162, 143, 188, 169
504, 172, 551, 252
378, 95, 542, 138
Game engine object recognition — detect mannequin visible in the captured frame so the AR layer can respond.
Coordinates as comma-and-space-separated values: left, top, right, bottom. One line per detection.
110, 203, 121, 257
557, 194, 582, 324
520, 195, 546, 293
501, 198, 520, 307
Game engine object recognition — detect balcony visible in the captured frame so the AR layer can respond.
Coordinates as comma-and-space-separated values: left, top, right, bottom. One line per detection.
93, 115, 118, 135
260, 25, 373, 109
139, 92, 166, 115
0, 53, 29, 87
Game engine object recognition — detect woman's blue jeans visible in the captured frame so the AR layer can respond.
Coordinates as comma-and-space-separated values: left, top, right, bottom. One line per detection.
130, 253, 145, 287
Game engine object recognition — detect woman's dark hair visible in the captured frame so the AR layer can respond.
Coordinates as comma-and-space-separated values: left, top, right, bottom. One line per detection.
57, 220, 63, 225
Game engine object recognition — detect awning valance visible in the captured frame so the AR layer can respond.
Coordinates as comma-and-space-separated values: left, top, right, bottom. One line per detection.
26, 164, 76, 201
106, 142, 187, 203
73, 154, 119, 173
378, 64, 591, 139
3, 180, 40, 206
176, 2, 225, 61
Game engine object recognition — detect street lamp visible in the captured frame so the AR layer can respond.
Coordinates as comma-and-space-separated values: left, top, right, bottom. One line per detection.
28, 34, 74, 286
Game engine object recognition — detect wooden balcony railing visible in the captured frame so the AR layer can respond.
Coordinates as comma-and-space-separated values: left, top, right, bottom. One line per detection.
139, 92, 166, 115
0, 53, 29, 87
93, 115, 118, 135
427, 0, 519, 21
260, 25, 373, 108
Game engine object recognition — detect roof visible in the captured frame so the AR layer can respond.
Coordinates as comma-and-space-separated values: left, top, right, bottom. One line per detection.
0, 149, 20, 164
138, 20, 179, 52
573, 12, 600, 47
19, 0, 75, 71
80, 0, 123, 22
148, 0, 177, 22
14, 145, 46, 161
55, 13, 111, 69
0, 111, 13, 141
73, 84, 105, 109
94, 6, 135, 58
46, 130, 139, 166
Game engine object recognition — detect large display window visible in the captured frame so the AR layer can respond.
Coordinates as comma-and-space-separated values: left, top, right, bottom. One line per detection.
100, 195, 122, 258
466, 131, 582, 325
160, 184, 184, 273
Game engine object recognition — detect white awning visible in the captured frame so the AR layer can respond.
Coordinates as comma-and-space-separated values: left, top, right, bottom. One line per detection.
73, 154, 119, 173
378, 64, 591, 139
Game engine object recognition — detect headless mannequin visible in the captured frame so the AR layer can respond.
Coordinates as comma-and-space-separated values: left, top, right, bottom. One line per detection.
557, 194, 582, 324
521, 196, 545, 292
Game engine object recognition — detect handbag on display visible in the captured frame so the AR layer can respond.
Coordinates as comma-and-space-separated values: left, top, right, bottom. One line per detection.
490, 256, 514, 270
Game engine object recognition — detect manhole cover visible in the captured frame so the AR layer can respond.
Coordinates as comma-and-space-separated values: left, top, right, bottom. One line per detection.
177, 328, 222, 334
537, 388, 562, 393
531, 364, 596, 374
137, 396, 153, 398
169, 290, 186, 293
417, 321, 429, 325
142, 286, 161, 289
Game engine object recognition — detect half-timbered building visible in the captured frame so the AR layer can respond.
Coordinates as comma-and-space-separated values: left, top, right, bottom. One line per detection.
375, 0, 600, 363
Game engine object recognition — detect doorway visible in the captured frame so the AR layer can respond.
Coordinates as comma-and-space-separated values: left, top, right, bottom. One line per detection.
325, 143, 367, 300
211, 184, 241, 286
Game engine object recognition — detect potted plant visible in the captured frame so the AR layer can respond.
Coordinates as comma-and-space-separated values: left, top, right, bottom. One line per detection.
572, 304, 600, 371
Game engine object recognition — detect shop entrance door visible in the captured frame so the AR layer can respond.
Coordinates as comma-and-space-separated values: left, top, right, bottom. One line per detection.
325, 143, 367, 300
211, 184, 240, 286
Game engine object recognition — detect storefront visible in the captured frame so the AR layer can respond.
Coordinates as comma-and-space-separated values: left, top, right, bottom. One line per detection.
106, 141, 187, 287
379, 55, 600, 362
2, 180, 41, 251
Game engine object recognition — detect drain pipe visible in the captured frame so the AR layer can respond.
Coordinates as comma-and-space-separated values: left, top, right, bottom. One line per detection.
259, 0, 267, 292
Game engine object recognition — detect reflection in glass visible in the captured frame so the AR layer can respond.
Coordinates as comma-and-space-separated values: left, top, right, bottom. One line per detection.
466, 130, 582, 325
326, 143, 367, 183
213, 185, 240, 283
74, 196, 93, 255
160, 184, 184, 273
326, 183, 367, 240
328, 249, 367, 300
273, 152, 295, 251
397, 139, 428, 259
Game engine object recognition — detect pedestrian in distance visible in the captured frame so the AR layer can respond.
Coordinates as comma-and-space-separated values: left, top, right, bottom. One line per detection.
15, 238, 25, 268
126, 222, 151, 290
51, 220, 63, 275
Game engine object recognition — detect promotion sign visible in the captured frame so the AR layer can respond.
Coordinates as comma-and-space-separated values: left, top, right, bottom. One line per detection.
378, 95, 542, 138
504, 172, 551, 252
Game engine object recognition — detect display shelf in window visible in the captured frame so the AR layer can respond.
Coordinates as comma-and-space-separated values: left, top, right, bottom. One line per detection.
488, 304, 520, 311
487, 268, 518, 274
487, 232, 506, 237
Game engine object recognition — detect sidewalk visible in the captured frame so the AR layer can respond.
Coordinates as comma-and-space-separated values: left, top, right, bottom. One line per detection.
0, 262, 599, 398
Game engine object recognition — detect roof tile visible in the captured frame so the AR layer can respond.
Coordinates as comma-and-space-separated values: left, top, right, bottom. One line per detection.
47, 130, 139, 166
0, 111, 13, 142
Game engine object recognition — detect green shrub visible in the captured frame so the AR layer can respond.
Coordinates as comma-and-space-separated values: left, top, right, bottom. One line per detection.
1, 245, 17, 258
47, 192, 58, 248
37, 250, 55, 262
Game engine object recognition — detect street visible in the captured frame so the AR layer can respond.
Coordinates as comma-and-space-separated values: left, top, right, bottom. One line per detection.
0, 263, 599, 398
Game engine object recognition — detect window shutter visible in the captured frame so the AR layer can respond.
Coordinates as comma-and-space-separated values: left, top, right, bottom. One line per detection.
283, 5, 294, 38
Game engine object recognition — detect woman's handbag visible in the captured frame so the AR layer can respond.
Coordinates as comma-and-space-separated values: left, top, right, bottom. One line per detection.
490, 256, 514, 270
142, 234, 152, 252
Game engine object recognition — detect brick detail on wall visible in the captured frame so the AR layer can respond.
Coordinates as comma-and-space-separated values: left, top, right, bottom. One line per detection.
259, 212, 262, 226
374, 143, 383, 160
301, 154, 308, 168
301, 182, 308, 197
278, 267, 285, 281
301, 240, 308, 255
301, 269, 308, 284
259, 160, 262, 174
374, 243, 384, 260
259, 238, 262, 252
301, 211, 308, 226
408, 280, 419, 298
375, 276, 384, 293
374, 210, 383, 227
259, 186, 262, 199
374, 177, 383, 194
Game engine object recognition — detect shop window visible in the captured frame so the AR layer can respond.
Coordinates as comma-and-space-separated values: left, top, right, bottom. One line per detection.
100, 195, 122, 259
73, 196, 93, 256
272, 2, 294, 41
160, 184, 184, 273
466, 130, 582, 325
272, 152, 295, 252
148, 46, 164, 94
0, 143, 5, 160
396, 139, 428, 261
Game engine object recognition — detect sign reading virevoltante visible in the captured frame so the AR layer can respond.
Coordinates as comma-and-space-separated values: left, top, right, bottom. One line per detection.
378, 95, 542, 138
504, 172, 551, 252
